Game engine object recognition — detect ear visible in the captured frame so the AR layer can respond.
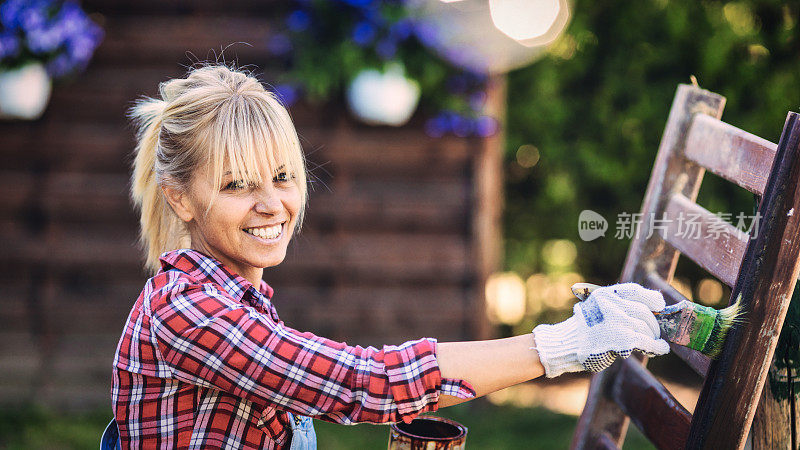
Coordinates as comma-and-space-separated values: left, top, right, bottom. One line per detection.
161, 183, 195, 223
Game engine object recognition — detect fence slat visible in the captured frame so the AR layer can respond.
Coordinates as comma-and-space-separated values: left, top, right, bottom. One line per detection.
685, 114, 777, 196
660, 193, 747, 287
611, 358, 692, 450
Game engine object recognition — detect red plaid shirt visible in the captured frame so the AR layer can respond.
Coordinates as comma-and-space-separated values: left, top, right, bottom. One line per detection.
112, 248, 475, 449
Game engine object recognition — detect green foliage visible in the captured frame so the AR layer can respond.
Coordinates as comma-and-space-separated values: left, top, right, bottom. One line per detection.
0, 402, 656, 449
504, 0, 800, 285
769, 282, 800, 400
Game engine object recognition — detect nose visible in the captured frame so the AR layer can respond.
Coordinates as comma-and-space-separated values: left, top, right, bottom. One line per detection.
253, 184, 282, 214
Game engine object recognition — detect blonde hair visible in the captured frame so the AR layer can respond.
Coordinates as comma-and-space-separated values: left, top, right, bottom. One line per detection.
128, 63, 307, 274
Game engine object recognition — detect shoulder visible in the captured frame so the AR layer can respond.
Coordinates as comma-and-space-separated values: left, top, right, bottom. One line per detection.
145, 269, 239, 316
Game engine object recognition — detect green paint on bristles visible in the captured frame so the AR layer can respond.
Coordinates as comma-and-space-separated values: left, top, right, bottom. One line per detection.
688, 304, 716, 352
695, 294, 745, 359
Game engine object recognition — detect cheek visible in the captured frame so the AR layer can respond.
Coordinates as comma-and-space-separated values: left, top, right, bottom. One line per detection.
286, 188, 303, 217
203, 201, 248, 237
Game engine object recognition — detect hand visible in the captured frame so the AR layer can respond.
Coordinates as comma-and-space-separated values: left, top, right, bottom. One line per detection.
531, 282, 670, 378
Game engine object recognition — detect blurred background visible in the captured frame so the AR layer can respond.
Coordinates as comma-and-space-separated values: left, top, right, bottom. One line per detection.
0, 0, 797, 448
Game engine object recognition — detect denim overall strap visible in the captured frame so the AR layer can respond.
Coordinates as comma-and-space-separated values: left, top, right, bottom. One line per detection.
286, 412, 317, 450
100, 418, 121, 450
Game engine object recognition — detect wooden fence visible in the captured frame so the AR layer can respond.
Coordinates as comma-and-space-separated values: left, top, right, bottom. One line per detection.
0, 0, 503, 410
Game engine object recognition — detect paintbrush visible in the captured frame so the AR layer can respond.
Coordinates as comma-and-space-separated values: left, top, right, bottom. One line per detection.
570, 283, 743, 359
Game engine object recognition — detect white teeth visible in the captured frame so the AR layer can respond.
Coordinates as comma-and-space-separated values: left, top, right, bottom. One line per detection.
244, 224, 282, 240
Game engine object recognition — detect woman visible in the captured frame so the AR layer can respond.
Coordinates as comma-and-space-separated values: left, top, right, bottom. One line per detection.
112, 64, 669, 449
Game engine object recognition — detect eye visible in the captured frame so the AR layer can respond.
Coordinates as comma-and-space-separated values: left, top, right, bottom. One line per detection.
223, 180, 248, 190
273, 171, 295, 183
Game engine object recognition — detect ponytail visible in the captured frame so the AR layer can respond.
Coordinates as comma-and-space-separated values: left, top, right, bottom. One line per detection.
128, 97, 188, 275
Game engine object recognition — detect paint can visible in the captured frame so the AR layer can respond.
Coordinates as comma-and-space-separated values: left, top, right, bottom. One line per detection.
388, 416, 468, 449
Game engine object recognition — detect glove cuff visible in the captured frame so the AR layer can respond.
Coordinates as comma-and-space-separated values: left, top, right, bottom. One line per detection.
531, 315, 585, 378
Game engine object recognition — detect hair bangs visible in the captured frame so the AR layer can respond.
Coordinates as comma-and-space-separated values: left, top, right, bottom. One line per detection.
201, 93, 307, 217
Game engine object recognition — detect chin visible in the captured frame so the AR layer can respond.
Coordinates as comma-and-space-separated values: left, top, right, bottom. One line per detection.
251, 252, 287, 269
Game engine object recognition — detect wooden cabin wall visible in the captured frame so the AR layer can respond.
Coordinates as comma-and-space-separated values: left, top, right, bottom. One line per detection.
0, 0, 502, 410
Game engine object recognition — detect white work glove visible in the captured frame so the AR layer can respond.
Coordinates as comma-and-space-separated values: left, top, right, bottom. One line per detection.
531, 283, 670, 378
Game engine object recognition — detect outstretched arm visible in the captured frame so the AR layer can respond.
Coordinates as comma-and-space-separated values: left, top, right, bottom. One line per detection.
436, 283, 672, 408
436, 334, 545, 407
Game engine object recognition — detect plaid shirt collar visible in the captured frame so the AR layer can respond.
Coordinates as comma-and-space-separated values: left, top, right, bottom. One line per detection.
158, 248, 275, 314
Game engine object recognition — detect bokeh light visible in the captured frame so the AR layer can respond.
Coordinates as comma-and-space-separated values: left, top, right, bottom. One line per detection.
516, 144, 540, 168
486, 272, 527, 325
696, 278, 724, 305
526, 272, 583, 311
541, 239, 577, 271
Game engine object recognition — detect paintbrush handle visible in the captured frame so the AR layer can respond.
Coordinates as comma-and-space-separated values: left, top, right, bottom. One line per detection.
570, 283, 717, 351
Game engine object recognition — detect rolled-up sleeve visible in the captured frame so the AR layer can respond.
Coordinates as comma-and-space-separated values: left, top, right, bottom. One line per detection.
149, 282, 475, 426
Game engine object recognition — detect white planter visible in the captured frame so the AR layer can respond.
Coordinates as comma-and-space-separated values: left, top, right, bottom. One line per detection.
0, 62, 52, 120
346, 64, 420, 127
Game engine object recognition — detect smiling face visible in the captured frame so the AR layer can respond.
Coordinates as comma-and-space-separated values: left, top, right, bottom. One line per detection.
153, 76, 308, 284
167, 160, 302, 286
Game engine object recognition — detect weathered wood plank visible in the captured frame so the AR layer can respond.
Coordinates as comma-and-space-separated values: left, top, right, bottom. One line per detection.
0, 231, 471, 281
687, 112, 800, 449
0, 0, 497, 413
93, 16, 277, 64
660, 193, 748, 287
611, 358, 692, 450
572, 85, 726, 450
751, 347, 800, 449
83, 0, 285, 15
684, 114, 778, 196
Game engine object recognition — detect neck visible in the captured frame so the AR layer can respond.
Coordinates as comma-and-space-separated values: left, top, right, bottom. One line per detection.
189, 241, 264, 290
241, 268, 265, 291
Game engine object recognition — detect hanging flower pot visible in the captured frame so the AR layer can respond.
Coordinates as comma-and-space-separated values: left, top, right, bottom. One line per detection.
346, 63, 421, 127
0, 0, 104, 120
0, 62, 52, 120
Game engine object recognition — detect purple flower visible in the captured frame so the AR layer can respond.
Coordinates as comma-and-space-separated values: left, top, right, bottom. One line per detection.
26, 25, 65, 54
361, 6, 385, 27
412, 21, 439, 47
63, 16, 103, 63
273, 84, 299, 106
451, 114, 473, 137
443, 47, 470, 68
475, 115, 499, 137
375, 38, 396, 60
20, 5, 47, 34
0, 31, 21, 59
267, 33, 292, 56
286, 10, 311, 32
424, 113, 451, 138
56, 1, 88, 36
46, 52, 74, 78
338, 0, 373, 6
351, 21, 376, 46
0, 0, 27, 30
0, 0, 104, 78
390, 19, 413, 41
66, 33, 93, 61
